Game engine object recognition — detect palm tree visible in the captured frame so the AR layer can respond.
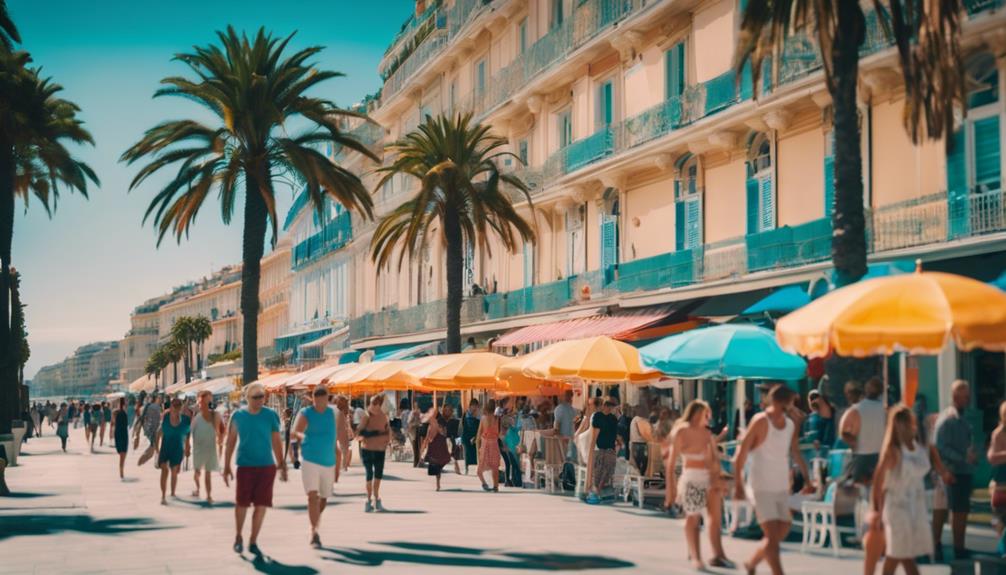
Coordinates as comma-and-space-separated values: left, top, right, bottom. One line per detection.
122, 27, 377, 387
170, 316, 196, 382
145, 347, 167, 392
371, 113, 535, 353
0, 1, 20, 51
161, 339, 185, 388
191, 316, 212, 372
737, 1, 964, 287
0, 56, 98, 434
736, 0, 964, 399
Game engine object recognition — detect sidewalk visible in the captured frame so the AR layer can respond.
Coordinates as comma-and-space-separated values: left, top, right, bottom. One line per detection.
1, 428, 951, 574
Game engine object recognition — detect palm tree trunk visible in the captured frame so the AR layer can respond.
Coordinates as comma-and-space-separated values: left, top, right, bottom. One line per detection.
444, 208, 463, 354
0, 142, 15, 435
825, 5, 879, 404
240, 172, 268, 385
830, 3, 868, 288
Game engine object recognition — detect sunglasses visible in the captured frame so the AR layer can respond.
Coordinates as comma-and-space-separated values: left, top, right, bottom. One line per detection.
249, 395, 265, 400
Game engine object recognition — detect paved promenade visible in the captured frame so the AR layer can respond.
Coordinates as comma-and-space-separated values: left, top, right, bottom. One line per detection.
1, 428, 954, 574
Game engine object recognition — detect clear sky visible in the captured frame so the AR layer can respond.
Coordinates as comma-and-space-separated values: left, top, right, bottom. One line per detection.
9, 0, 413, 379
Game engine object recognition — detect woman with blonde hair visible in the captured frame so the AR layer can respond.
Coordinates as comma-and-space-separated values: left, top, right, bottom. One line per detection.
987, 401, 1006, 556
870, 405, 932, 575
476, 399, 501, 492
664, 400, 731, 569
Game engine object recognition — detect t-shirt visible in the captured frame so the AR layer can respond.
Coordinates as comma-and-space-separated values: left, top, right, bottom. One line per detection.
299, 406, 337, 467
231, 407, 280, 467
591, 412, 618, 450
553, 403, 576, 438
161, 414, 191, 451
353, 407, 366, 426
142, 403, 163, 436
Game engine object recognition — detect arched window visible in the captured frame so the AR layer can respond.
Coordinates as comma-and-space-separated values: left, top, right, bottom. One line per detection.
746, 132, 776, 233
675, 154, 703, 250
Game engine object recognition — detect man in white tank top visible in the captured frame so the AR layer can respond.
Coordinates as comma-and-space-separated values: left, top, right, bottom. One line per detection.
733, 385, 813, 575
839, 377, 886, 484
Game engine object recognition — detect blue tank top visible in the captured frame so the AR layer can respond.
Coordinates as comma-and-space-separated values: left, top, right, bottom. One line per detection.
300, 406, 337, 467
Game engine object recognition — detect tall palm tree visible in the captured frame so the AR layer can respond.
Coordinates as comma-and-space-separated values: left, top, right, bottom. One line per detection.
162, 339, 184, 388
736, 0, 964, 399
737, 1, 964, 287
170, 316, 196, 382
0, 55, 98, 434
191, 316, 212, 372
371, 113, 535, 353
122, 27, 378, 386
145, 347, 167, 392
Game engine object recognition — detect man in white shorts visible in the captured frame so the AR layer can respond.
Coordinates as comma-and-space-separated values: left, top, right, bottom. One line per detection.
292, 385, 338, 548
733, 385, 813, 575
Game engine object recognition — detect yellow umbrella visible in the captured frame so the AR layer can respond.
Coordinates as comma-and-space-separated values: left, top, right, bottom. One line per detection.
776, 269, 1006, 358
407, 352, 508, 390
497, 351, 567, 393
521, 336, 660, 382
327, 361, 423, 393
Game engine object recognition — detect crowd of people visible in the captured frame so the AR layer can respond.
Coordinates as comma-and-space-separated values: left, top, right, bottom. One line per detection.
19, 374, 995, 574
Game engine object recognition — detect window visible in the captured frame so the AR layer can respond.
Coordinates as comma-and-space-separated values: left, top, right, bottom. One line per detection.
557, 108, 572, 149
475, 58, 487, 96
518, 138, 529, 165
518, 17, 528, 54
824, 131, 834, 216
595, 78, 614, 129
551, 0, 564, 30
600, 194, 619, 272
746, 132, 775, 234
522, 242, 534, 287
666, 41, 686, 99
448, 79, 457, 115
675, 154, 703, 250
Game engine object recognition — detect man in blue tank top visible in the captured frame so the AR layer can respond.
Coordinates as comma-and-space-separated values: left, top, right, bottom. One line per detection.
292, 385, 337, 548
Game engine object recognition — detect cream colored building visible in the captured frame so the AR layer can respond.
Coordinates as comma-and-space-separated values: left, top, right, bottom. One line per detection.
307, 0, 1006, 420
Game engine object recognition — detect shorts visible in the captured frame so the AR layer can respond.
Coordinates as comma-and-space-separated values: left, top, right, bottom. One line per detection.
844, 453, 879, 484
932, 473, 948, 510
751, 491, 791, 524
361, 449, 386, 481
945, 474, 973, 513
677, 468, 710, 516
592, 448, 616, 490
301, 460, 335, 498
236, 465, 277, 507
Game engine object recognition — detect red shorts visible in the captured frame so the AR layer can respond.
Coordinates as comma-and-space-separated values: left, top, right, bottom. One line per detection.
236, 465, 277, 507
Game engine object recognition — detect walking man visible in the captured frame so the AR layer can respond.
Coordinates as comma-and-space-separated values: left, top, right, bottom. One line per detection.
733, 385, 813, 575
223, 383, 287, 556
839, 378, 886, 484
585, 398, 620, 504
934, 379, 976, 560
292, 385, 337, 548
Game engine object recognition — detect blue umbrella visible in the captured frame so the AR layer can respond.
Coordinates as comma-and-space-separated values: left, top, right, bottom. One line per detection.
990, 272, 1006, 292
743, 285, 810, 315
639, 324, 807, 381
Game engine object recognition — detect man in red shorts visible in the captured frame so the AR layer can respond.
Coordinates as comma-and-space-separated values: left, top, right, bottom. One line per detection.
223, 382, 287, 556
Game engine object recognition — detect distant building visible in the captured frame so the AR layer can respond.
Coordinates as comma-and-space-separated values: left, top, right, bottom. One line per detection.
32, 341, 120, 397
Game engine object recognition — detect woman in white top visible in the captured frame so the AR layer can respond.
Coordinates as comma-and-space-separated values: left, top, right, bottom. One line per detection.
870, 405, 932, 575
664, 400, 731, 570
191, 390, 224, 504
628, 405, 653, 474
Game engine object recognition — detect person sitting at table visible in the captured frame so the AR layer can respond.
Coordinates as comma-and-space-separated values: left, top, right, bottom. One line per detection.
806, 389, 835, 455
629, 405, 653, 474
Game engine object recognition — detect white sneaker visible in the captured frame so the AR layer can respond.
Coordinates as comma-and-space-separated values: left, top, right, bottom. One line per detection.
375, 499, 385, 512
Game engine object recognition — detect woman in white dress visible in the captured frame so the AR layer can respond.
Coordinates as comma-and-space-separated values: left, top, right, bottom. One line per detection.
871, 404, 932, 575
190, 390, 224, 504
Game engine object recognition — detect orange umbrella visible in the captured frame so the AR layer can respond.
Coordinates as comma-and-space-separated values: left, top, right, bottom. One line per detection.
407, 352, 508, 390
496, 351, 569, 393
521, 336, 661, 382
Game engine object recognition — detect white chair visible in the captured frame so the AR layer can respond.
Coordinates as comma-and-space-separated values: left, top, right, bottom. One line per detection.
535, 437, 566, 493
574, 465, 588, 498
723, 497, 756, 534
801, 500, 842, 557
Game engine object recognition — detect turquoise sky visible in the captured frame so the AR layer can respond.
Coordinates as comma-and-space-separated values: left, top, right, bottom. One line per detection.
9, 0, 412, 379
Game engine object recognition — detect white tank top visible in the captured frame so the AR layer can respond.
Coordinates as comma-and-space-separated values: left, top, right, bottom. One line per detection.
191, 412, 217, 452
853, 399, 885, 455
748, 414, 793, 493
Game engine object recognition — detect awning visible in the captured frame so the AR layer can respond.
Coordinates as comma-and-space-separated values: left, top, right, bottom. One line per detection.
297, 326, 349, 352
375, 340, 441, 361
689, 289, 774, 321
742, 285, 810, 315
492, 305, 676, 348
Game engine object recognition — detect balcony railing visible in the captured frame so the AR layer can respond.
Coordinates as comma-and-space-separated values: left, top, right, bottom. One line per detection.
291, 211, 353, 270
382, 29, 448, 101
746, 217, 833, 272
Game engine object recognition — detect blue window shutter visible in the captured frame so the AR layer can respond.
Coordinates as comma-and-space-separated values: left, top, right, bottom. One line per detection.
824, 136, 835, 217
604, 82, 613, 125
600, 215, 617, 269
685, 196, 702, 249
746, 177, 759, 235
666, 42, 686, 99
759, 175, 774, 231
974, 116, 1001, 190
675, 200, 686, 251
947, 129, 969, 239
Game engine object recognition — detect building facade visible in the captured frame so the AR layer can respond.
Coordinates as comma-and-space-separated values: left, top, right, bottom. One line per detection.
31, 341, 121, 397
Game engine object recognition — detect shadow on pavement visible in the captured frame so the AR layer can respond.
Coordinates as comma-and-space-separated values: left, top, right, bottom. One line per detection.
179, 499, 236, 509
0, 514, 172, 541
1, 492, 52, 498
244, 553, 319, 575
321, 542, 634, 570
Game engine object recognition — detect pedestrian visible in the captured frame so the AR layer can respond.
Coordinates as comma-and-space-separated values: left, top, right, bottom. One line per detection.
839, 378, 886, 484
335, 396, 354, 474
933, 379, 976, 561
585, 398, 620, 504
498, 397, 523, 487
100, 401, 112, 447
807, 389, 835, 455
55, 403, 70, 452
733, 385, 813, 575
443, 404, 462, 475
223, 382, 287, 556
82, 403, 92, 446
461, 399, 480, 474
476, 398, 501, 492
406, 401, 422, 467
282, 407, 299, 470
69, 400, 78, 429
112, 398, 129, 479
629, 404, 654, 474
87, 403, 102, 452
357, 395, 390, 512
157, 397, 191, 504
987, 401, 1006, 557
423, 406, 452, 491
30, 404, 41, 438
292, 385, 337, 548
136, 395, 163, 466
191, 390, 224, 504
870, 405, 933, 575
664, 400, 732, 570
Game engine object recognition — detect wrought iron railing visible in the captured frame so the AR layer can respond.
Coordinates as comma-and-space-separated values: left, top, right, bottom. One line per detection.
291, 211, 353, 270
382, 30, 448, 101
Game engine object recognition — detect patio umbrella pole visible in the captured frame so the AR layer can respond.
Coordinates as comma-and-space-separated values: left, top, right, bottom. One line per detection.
737, 379, 747, 432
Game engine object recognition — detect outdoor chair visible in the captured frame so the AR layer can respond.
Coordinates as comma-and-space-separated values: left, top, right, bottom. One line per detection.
621, 442, 666, 508
535, 436, 566, 493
